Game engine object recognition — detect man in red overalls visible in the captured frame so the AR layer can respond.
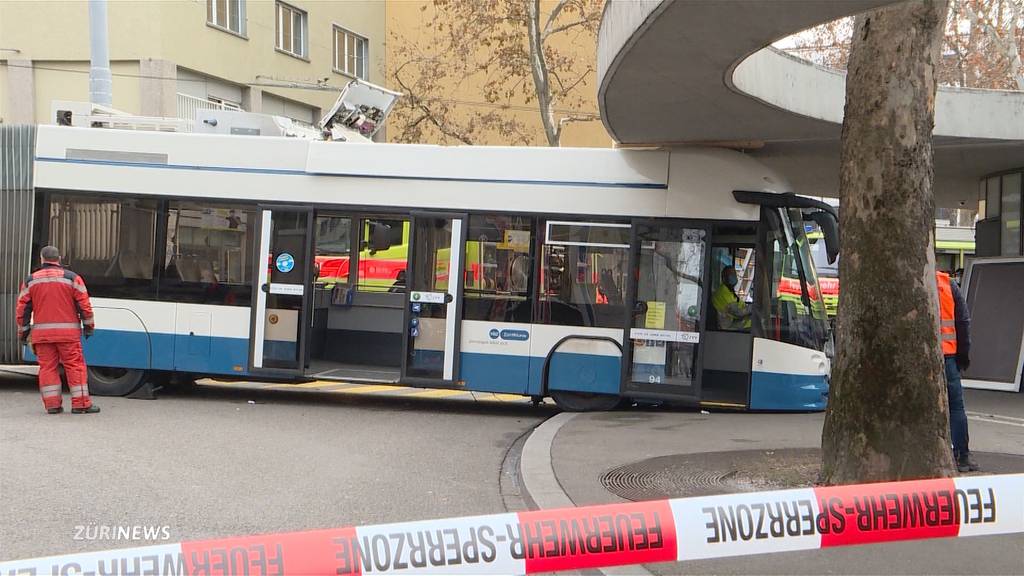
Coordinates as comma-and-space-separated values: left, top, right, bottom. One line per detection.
15, 246, 100, 414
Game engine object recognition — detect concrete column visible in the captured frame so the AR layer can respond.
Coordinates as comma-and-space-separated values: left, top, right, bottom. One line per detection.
88, 0, 113, 107
139, 59, 177, 118
242, 86, 263, 113
5, 59, 36, 124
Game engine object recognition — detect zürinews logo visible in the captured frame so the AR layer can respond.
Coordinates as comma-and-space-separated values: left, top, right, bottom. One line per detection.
489, 328, 529, 341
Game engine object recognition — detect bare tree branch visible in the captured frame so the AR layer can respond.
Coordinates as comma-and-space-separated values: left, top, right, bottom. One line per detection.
388, 0, 603, 146
543, 17, 597, 40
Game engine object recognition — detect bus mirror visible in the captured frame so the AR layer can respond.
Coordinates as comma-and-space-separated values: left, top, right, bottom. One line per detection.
807, 211, 840, 264
370, 222, 392, 252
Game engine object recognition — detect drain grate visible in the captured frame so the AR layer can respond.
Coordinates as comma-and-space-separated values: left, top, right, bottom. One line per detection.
601, 449, 820, 501
601, 449, 1024, 502
603, 464, 740, 501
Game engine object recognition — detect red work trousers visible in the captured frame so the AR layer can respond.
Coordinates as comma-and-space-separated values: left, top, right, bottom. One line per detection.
35, 341, 92, 411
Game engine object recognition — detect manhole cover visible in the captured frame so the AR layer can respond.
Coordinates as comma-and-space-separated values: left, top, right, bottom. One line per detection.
601, 449, 1024, 501
602, 449, 820, 501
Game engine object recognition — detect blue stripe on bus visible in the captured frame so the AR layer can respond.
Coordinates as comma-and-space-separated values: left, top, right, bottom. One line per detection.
524, 351, 622, 396
28, 329, 251, 376
748, 371, 828, 411
39, 328, 826, 410
172, 334, 251, 375
35, 157, 668, 190
459, 352, 531, 394
462, 351, 622, 396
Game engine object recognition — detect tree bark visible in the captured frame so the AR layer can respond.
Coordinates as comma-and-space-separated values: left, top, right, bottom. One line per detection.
821, 0, 956, 484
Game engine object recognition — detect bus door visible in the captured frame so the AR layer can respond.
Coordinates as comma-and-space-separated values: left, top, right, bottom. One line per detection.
249, 206, 313, 376
623, 222, 709, 404
402, 213, 468, 384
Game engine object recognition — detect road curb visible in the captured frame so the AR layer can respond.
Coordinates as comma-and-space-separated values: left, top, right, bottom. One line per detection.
519, 411, 577, 510
518, 411, 657, 576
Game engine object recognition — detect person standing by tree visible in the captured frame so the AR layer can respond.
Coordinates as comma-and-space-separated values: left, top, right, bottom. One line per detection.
937, 269, 978, 472
15, 246, 100, 414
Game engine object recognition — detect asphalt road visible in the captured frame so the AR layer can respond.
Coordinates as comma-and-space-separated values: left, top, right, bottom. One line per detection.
0, 370, 553, 561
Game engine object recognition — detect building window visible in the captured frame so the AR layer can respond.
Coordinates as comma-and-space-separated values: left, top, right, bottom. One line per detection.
207, 0, 245, 36
207, 96, 242, 111
334, 26, 368, 79
276, 2, 307, 58
1001, 172, 1021, 256
986, 176, 1001, 219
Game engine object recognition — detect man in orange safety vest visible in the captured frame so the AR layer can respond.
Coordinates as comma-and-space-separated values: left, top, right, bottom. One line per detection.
936, 270, 975, 473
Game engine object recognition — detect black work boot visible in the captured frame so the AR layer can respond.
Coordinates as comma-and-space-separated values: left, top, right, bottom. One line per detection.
72, 405, 100, 414
956, 451, 980, 473
46, 406, 63, 414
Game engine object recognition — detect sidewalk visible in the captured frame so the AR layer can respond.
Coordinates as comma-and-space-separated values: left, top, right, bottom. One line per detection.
522, 390, 1024, 575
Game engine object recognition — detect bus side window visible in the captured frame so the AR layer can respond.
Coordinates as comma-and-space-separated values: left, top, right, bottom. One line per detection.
161, 201, 256, 306
314, 215, 352, 285
356, 218, 409, 292
46, 193, 160, 300
463, 215, 534, 323
538, 221, 630, 328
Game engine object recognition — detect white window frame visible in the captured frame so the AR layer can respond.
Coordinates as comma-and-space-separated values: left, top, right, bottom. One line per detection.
207, 0, 246, 37
275, 1, 308, 59
333, 25, 369, 80
545, 221, 631, 249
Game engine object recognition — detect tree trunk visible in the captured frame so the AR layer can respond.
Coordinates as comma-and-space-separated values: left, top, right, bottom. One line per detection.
527, 0, 561, 146
821, 0, 955, 484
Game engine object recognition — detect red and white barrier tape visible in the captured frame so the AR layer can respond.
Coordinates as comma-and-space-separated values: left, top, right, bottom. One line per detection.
3, 474, 1021, 575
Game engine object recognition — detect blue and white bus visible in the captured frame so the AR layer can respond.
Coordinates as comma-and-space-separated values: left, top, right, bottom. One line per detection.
1, 123, 836, 411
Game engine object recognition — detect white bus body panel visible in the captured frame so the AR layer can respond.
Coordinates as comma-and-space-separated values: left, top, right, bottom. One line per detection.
33, 126, 788, 222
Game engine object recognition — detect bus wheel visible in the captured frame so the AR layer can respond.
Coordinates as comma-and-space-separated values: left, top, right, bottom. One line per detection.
87, 366, 146, 397
550, 390, 620, 412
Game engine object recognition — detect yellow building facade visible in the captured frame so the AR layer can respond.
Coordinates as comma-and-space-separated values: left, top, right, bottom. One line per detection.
384, 0, 610, 147
0, 0, 385, 127
1, 0, 608, 146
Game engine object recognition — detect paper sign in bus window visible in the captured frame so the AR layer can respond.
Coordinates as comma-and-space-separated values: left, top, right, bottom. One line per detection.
646, 301, 666, 329
498, 229, 531, 252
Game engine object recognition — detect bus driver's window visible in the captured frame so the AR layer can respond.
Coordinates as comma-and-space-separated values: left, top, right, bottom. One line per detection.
709, 246, 754, 332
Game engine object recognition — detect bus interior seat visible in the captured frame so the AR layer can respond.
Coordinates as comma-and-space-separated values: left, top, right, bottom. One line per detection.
599, 269, 622, 305
117, 250, 146, 279
175, 256, 199, 282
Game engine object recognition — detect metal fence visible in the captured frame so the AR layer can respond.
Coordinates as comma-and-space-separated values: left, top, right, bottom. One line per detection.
0, 125, 36, 364
175, 93, 241, 131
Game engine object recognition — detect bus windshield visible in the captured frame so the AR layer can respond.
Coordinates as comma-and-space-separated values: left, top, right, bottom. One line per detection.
808, 233, 838, 278
756, 207, 831, 352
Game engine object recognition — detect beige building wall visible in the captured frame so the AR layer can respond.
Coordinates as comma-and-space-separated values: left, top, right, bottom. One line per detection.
31, 61, 142, 124
384, 0, 611, 147
0, 0, 385, 125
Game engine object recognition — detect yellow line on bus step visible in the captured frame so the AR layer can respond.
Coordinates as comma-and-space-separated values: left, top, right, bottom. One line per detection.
326, 384, 407, 395
491, 393, 525, 402
208, 380, 539, 403
403, 388, 471, 399
291, 381, 347, 389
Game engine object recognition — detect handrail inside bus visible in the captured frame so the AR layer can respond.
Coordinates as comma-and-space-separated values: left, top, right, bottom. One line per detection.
732, 190, 837, 218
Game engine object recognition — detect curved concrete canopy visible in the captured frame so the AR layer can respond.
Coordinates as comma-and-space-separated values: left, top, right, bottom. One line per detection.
597, 0, 1024, 207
